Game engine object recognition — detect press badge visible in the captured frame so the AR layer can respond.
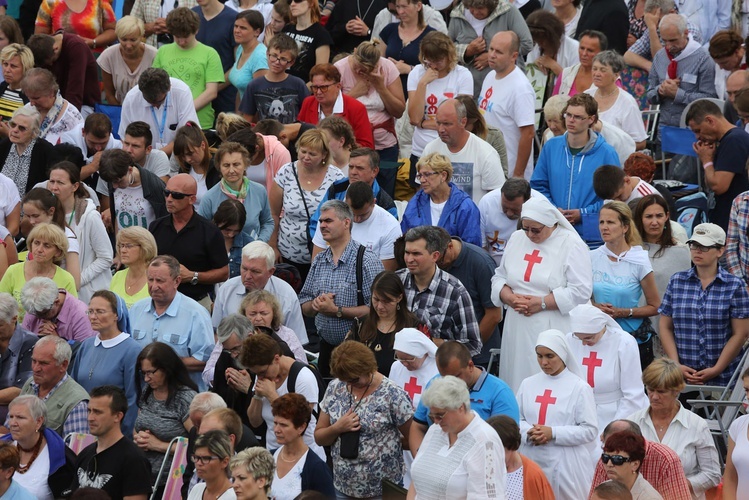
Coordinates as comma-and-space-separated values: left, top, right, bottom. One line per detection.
682, 74, 697, 84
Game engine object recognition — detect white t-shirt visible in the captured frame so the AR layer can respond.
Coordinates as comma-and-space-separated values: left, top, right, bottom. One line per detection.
407, 65, 473, 156
114, 185, 156, 229
14, 443, 53, 500
312, 204, 402, 260
0, 172, 19, 228
255, 366, 325, 460
271, 448, 307, 500
479, 188, 543, 266
59, 122, 122, 163
190, 167, 208, 211
421, 133, 505, 203
464, 9, 488, 37
479, 67, 536, 179
247, 159, 266, 185
65, 226, 80, 254
187, 482, 236, 500
586, 88, 648, 143
430, 199, 446, 225
143, 150, 171, 178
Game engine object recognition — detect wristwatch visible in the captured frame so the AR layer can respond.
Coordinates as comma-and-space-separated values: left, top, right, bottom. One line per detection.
336, 306, 343, 318
191, 271, 199, 285
540, 296, 547, 311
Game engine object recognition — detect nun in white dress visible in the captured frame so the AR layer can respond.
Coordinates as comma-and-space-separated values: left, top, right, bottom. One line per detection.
517, 329, 599, 500
491, 196, 592, 392
567, 303, 649, 433
388, 327, 440, 489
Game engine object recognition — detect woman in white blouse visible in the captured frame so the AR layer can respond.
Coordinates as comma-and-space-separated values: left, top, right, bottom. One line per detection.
627, 358, 721, 500
586, 50, 647, 150
409, 375, 506, 499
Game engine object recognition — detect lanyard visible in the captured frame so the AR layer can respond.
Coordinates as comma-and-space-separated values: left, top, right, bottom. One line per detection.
150, 94, 169, 146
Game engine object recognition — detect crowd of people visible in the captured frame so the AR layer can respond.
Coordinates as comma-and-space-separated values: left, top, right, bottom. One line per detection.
0, 0, 743, 498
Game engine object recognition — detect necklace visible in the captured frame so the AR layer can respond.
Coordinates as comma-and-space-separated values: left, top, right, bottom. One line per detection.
356, 0, 374, 23
349, 373, 374, 402
598, 87, 618, 98
279, 447, 305, 463
16, 432, 44, 474
126, 270, 146, 293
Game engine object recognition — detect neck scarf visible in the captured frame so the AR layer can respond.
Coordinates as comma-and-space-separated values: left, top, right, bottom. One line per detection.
666, 37, 702, 79
38, 92, 65, 139
599, 244, 651, 267
220, 177, 250, 201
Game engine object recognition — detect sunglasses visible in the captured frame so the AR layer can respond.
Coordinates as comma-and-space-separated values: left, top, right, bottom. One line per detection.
8, 121, 27, 132
601, 454, 632, 466
291, 0, 307, 3
164, 189, 193, 200
521, 226, 543, 235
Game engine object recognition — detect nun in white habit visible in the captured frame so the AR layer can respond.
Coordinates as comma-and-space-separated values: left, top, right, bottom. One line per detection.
517, 329, 599, 500
567, 303, 648, 434
491, 195, 593, 393
388, 327, 440, 489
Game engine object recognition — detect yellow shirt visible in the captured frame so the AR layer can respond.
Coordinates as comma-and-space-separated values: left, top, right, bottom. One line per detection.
110, 269, 150, 309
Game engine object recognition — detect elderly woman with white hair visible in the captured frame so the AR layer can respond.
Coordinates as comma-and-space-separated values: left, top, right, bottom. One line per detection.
98, 16, 157, 106
490, 195, 592, 393
20, 68, 82, 146
566, 303, 648, 433
409, 375, 507, 499
0, 293, 36, 422
0, 106, 59, 196
516, 329, 598, 499
230, 447, 275, 500
1, 395, 75, 500
19, 276, 94, 341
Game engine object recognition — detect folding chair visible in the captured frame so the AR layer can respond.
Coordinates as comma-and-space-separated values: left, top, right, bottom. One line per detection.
658, 126, 700, 186
486, 348, 501, 377
151, 436, 189, 500
684, 348, 749, 469
64, 432, 96, 454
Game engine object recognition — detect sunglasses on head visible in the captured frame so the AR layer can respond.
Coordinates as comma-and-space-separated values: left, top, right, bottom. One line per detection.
601, 454, 632, 466
164, 189, 192, 200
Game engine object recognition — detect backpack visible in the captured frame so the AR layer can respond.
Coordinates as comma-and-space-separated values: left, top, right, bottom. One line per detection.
287, 361, 326, 419
675, 192, 709, 238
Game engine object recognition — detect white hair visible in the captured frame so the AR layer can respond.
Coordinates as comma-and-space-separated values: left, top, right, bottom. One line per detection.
241, 241, 275, 269
421, 375, 471, 411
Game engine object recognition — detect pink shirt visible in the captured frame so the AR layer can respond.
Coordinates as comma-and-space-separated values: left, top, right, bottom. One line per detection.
22, 291, 96, 342
334, 56, 400, 150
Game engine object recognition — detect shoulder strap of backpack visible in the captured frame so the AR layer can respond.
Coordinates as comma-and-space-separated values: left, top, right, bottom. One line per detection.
286, 360, 304, 395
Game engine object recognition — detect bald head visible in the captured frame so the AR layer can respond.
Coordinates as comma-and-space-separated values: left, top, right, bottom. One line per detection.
436, 99, 469, 149
165, 173, 197, 214
488, 31, 519, 75
602, 419, 642, 440
495, 31, 519, 54
726, 69, 749, 104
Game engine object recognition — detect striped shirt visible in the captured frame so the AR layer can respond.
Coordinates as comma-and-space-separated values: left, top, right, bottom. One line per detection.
646, 45, 717, 127
625, 179, 659, 202
0, 84, 26, 122
396, 267, 482, 356
726, 190, 749, 285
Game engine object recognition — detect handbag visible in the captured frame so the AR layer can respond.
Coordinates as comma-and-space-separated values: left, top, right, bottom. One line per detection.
630, 316, 656, 344
339, 377, 371, 459
291, 164, 313, 255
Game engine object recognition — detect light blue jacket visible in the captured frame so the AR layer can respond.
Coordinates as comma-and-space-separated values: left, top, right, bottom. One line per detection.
198, 180, 274, 242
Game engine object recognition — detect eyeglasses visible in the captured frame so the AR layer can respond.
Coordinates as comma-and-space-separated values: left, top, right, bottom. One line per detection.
142, 368, 160, 378
8, 121, 27, 132
521, 226, 544, 235
223, 346, 242, 357
310, 83, 335, 93
117, 243, 139, 250
86, 309, 111, 317
394, 354, 417, 363
268, 53, 292, 64
688, 242, 722, 252
164, 189, 193, 200
415, 171, 439, 180
191, 454, 220, 464
428, 408, 457, 422
601, 454, 632, 466
564, 112, 590, 122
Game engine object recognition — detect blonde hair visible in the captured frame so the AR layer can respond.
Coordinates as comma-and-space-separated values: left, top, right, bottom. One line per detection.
116, 226, 157, 264
353, 40, 381, 73
416, 152, 453, 182
296, 129, 331, 167
216, 112, 251, 142
115, 15, 145, 39
27, 223, 68, 264
601, 200, 642, 246
642, 358, 685, 392
0, 43, 33, 75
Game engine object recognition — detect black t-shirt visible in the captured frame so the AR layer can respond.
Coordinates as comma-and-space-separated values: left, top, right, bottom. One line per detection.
712, 127, 749, 230
282, 23, 333, 82
72, 437, 152, 500
149, 210, 229, 300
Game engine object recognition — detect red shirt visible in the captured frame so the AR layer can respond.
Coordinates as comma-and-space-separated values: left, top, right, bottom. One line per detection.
297, 93, 375, 149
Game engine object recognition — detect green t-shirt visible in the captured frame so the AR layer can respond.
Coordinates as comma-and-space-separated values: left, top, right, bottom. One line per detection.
153, 41, 225, 129
0, 262, 77, 321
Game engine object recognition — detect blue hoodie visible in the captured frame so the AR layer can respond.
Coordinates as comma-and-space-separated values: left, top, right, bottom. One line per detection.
401, 182, 482, 246
531, 131, 620, 233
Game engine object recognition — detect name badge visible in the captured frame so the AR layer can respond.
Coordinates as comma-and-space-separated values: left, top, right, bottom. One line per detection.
682, 73, 697, 84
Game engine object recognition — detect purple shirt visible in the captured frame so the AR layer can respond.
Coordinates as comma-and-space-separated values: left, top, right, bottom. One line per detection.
21, 291, 96, 342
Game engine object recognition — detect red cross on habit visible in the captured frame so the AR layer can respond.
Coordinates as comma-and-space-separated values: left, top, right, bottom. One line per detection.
523, 249, 543, 282
404, 377, 422, 399
535, 389, 557, 425
582, 352, 603, 388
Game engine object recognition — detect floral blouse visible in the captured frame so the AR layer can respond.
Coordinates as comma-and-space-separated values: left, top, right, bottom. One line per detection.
319, 377, 413, 498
